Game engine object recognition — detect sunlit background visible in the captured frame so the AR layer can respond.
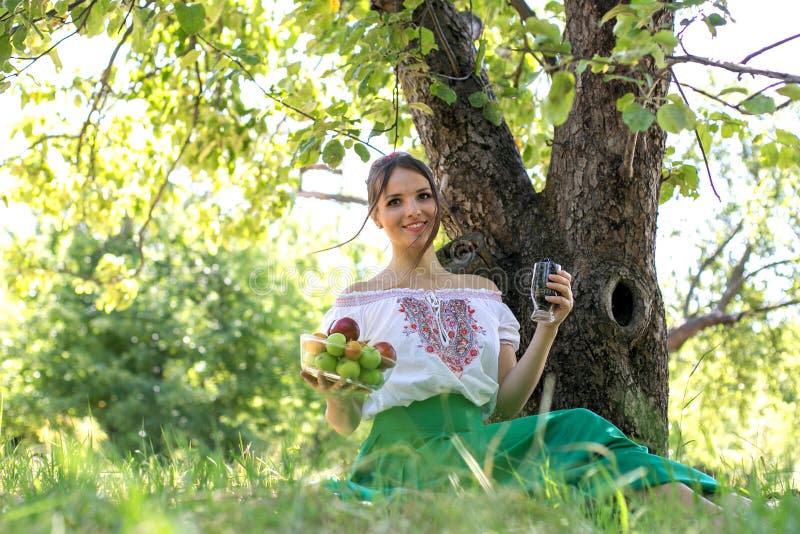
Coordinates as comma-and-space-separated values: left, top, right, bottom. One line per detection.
1, 0, 798, 487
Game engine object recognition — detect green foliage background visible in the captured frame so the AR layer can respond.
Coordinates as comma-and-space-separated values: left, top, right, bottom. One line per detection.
0, 0, 797, 489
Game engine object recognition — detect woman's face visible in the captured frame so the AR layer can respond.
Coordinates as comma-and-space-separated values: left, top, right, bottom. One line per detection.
373, 166, 437, 250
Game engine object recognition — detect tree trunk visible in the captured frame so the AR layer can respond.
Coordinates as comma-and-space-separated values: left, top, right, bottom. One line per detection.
398, 0, 673, 453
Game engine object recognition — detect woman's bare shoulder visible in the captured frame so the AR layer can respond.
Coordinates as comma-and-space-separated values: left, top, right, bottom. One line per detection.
450, 274, 499, 292
341, 277, 390, 294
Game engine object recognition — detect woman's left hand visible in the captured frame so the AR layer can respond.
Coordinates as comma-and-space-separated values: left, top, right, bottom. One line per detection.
544, 269, 574, 327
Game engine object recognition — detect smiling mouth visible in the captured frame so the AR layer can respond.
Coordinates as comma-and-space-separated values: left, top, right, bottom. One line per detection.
403, 221, 427, 232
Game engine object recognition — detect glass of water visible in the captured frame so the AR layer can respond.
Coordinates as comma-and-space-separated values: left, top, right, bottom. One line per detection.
530, 259, 561, 322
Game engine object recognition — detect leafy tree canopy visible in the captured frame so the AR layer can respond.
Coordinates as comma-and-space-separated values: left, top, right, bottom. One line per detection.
1, 0, 799, 311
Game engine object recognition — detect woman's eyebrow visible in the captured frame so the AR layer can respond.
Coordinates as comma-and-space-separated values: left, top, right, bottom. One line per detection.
384, 187, 431, 199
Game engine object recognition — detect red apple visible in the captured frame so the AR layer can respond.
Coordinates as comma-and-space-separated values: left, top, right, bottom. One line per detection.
373, 341, 396, 368
328, 317, 360, 341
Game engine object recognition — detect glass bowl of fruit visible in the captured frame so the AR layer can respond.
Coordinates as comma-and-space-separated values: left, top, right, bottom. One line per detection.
300, 317, 396, 392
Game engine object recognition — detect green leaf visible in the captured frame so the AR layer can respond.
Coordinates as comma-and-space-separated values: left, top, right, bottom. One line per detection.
482, 101, 503, 126
430, 81, 457, 105
174, 3, 206, 35
419, 27, 437, 55
652, 30, 678, 49
656, 102, 696, 133
524, 18, 561, 43
295, 135, 321, 167
409, 101, 434, 115
659, 178, 675, 204
777, 146, 798, 169
775, 129, 800, 147
777, 84, 800, 101
759, 142, 779, 167
616, 92, 635, 112
740, 94, 775, 115
600, 4, 636, 26
49, 48, 62, 70
474, 39, 486, 76
622, 103, 655, 132
179, 49, 201, 67
403, 0, 425, 8
82, 4, 107, 37
717, 86, 748, 96
541, 71, 575, 126
354, 143, 371, 163
322, 139, 345, 167
720, 121, 739, 139
11, 24, 26, 50
675, 164, 699, 198
0, 35, 10, 64
702, 13, 726, 36
468, 91, 489, 109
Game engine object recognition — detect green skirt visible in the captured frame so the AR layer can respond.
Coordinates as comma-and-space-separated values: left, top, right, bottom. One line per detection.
329, 394, 718, 500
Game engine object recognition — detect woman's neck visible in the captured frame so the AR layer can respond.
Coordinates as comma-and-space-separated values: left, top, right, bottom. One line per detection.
384, 246, 451, 289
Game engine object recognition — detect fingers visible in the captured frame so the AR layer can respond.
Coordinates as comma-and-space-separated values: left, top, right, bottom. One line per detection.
546, 270, 573, 300
545, 269, 574, 321
300, 370, 366, 396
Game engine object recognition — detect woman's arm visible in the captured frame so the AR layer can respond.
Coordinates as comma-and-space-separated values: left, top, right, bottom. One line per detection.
300, 370, 364, 435
325, 393, 364, 435
494, 324, 558, 417
494, 269, 573, 417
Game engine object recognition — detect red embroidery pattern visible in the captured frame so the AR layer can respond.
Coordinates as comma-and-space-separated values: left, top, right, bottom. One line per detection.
398, 296, 486, 377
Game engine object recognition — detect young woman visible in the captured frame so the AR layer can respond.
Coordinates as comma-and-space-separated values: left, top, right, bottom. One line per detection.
301, 152, 740, 514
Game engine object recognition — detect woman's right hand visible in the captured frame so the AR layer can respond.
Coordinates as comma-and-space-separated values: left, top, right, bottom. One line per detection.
300, 370, 365, 434
300, 370, 368, 397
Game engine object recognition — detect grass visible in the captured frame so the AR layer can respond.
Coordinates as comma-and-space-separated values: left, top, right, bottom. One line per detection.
1, 433, 798, 533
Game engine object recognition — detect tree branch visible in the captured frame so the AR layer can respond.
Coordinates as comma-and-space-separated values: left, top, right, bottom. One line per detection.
670, 69, 720, 201
667, 310, 738, 352
196, 35, 386, 156
507, 0, 557, 69
743, 258, 798, 282
742, 33, 800, 65
667, 298, 800, 352
508, 0, 535, 20
425, 2, 460, 77
300, 164, 343, 175
669, 54, 800, 85
75, 22, 134, 173
133, 60, 204, 277
682, 219, 744, 318
715, 243, 752, 311
295, 190, 367, 205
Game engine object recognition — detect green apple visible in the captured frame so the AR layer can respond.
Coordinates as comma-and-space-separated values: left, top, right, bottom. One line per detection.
336, 359, 361, 380
315, 352, 338, 373
326, 332, 346, 357
359, 368, 384, 387
358, 346, 382, 370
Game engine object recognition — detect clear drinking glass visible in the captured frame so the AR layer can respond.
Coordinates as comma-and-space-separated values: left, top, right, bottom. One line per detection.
530, 259, 561, 322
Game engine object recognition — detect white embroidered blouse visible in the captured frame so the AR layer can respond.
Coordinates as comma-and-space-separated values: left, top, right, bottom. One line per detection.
320, 288, 521, 420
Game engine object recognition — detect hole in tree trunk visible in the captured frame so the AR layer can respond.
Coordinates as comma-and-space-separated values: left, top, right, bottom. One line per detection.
611, 282, 634, 326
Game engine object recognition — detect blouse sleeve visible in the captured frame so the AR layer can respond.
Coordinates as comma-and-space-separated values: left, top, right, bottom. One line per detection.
318, 299, 365, 340
497, 302, 521, 351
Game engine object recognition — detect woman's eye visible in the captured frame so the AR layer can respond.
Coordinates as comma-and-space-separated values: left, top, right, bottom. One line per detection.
387, 199, 400, 206
419, 192, 432, 200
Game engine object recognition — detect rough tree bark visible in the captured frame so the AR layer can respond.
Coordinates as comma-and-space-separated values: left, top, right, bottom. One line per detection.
387, 0, 673, 452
